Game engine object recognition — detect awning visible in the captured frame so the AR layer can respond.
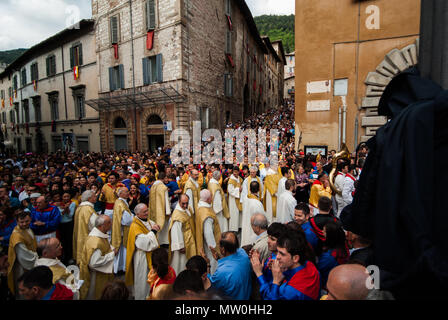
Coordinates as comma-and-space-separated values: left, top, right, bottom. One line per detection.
85, 85, 186, 111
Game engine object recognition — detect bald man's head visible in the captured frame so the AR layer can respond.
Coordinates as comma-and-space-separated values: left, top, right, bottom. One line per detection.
326, 264, 371, 300
219, 231, 239, 257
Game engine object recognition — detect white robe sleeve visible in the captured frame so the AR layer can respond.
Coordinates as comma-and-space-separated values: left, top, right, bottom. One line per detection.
135, 231, 159, 252
88, 213, 98, 232
121, 210, 134, 226
15, 243, 38, 270
228, 183, 240, 198
165, 190, 171, 215
213, 190, 223, 213
89, 249, 115, 272
240, 180, 248, 203
203, 217, 216, 249
170, 221, 184, 251
186, 189, 194, 213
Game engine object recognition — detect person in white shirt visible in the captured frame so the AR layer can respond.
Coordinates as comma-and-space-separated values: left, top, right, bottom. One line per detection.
227, 166, 243, 233
334, 162, 348, 217
276, 179, 297, 224
342, 165, 357, 209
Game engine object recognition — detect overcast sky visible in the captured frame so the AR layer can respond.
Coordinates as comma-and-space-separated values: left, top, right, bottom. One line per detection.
0, 0, 295, 51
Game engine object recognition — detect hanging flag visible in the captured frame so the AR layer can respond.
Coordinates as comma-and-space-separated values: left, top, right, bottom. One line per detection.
14, 90, 17, 98
226, 14, 233, 30
226, 54, 235, 68
33, 80, 38, 91
51, 120, 56, 132
146, 31, 155, 50
1, 99, 4, 108
113, 44, 119, 59
73, 66, 79, 80
9, 97, 12, 106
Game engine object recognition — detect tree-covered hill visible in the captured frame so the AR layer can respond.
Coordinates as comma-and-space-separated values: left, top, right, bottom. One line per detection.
254, 14, 294, 54
0, 49, 27, 66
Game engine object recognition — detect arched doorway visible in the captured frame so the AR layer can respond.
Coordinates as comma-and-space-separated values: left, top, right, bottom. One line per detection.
147, 114, 164, 153
113, 117, 128, 151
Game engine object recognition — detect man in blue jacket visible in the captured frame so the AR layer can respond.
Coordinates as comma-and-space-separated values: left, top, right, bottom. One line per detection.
30, 196, 61, 243
208, 231, 252, 300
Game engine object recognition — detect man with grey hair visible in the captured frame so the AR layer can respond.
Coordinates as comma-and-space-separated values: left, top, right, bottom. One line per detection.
79, 215, 116, 300
250, 213, 270, 262
73, 190, 98, 263
196, 189, 221, 274
208, 170, 229, 233
240, 165, 264, 205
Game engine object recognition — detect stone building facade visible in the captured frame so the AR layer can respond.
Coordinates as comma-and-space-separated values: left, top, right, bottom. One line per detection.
0, 20, 100, 154
294, 0, 421, 152
87, 0, 284, 152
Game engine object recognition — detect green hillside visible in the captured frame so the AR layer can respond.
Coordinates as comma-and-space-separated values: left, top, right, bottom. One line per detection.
0, 49, 27, 66
254, 14, 294, 54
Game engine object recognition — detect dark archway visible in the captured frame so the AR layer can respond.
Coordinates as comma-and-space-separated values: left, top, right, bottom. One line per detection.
148, 114, 163, 125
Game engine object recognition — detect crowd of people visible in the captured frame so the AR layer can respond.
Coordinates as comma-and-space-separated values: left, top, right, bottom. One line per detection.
0, 101, 388, 301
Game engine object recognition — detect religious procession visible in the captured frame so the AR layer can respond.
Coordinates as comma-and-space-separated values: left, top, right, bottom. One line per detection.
0, 102, 378, 301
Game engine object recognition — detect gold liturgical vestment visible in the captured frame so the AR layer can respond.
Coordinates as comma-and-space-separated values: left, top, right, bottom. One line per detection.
73, 203, 97, 262
208, 182, 230, 219
228, 177, 243, 212
149, 182, 169, 230
111, 198, 132, 250
168, 206, 197, 262
195, 206, 221, 256
263, 173, 282, 218
79, 234, 114, 300
183, 178, 200, 215
7, 226, 37, 294
125, 217, 158, 286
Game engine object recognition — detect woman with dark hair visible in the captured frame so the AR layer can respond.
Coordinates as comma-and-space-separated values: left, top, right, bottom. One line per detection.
316, 221, 350, 291
147, 248, 176, 300
128, 183, 147, 214
58, 191, 76, 265
100, 279, 130, 300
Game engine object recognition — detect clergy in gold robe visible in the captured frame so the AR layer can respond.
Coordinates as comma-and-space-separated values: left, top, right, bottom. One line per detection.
208, 170, 230, 233
125, 203, 160, 300
241, 181, 265, 248
309, 173, 332, 215
179, 165, 204, 191
149, 172, 171, 246
168, 194, 197, 276
99, 172, 125, 218
240, 166, 264, 206
73, 190, 98, 263
195, 189, 221, 274
7, 211, 38, 296
111, 187, 134, 273
262, 165, 281, 223
79, 215, 116, 300
183, 169, 200, 217
227, 167, 243, 233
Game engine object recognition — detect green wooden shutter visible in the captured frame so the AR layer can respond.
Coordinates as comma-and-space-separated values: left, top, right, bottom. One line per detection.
143, 58, 149, 85
119, 64, 124, 89
156, 54, 162, 82
78, 44, 83, 66
109, 67, 115, 91
70, 47, 74, 68
147, 0, 156, 30
111, 16, 118, 44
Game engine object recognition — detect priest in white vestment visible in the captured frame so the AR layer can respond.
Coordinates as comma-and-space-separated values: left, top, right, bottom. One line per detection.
241, 180, 265, 248
276, 179, 297, 224
240, 166, 264, 207
334, 162, 348, 217
126, 203, 160, 300
227, 166, 243, 233
209, 170, 229, 233
276, 166, 291, 199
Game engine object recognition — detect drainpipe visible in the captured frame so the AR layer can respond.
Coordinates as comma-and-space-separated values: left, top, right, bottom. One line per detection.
338, 107, 342, 150
341, 96, 347, 144
61, 46, 68, 120
129, 0, 137, 151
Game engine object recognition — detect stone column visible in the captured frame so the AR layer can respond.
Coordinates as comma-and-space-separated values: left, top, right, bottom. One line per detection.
419, 0, 448, 89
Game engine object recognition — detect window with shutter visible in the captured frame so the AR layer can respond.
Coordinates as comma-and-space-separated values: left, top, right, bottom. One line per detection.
71, 43, 83, 68
21, 68, 27, 87
226, 31, 232, 54
110, 16, 119, 44
47, 55, 56, 77
143, 56, 161, 84
225, 0, 231, 16
224, 74, 233, 97
146, 0, 156, 31
33, 97, 41, 122
13, 76, 17, 91
31, 63, 38, 81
